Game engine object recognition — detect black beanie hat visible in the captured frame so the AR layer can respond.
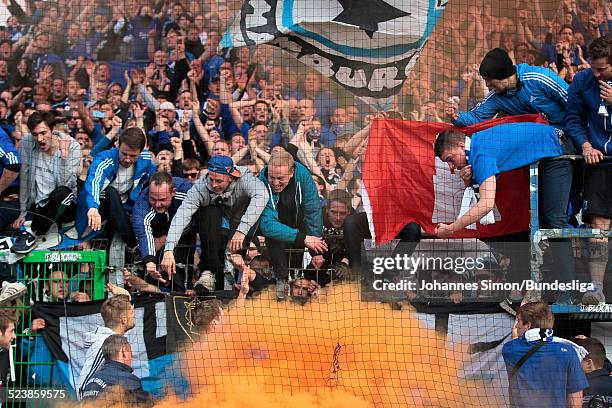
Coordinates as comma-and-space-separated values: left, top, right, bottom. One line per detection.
479, 48, 515, 80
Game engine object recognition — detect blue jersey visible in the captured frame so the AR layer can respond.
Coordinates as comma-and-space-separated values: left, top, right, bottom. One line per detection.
454, 64, 569, 131
468, 122, 563, 184
502, 337, 588, 407
0, 127, 20, 195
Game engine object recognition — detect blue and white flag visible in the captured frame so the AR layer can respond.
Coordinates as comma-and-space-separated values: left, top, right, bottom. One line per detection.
31, 295, 189, 399
222, 0, 447, 108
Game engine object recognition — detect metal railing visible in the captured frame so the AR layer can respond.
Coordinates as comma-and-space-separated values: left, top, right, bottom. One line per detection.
2, 250, 108, 407
529, 155, 611, 313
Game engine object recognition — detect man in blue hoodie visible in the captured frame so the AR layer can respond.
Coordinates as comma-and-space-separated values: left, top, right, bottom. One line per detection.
259, 149, 327, 299
565, 36, 612, 305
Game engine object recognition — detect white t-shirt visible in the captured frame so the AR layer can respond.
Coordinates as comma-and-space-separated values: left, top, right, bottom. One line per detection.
111, 165, 135, 203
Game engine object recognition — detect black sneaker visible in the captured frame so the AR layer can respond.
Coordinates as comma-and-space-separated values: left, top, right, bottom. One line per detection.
11, 230, 38, 254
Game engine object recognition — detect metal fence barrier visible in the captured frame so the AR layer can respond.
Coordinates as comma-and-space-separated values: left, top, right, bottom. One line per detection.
2, 250, 107, 407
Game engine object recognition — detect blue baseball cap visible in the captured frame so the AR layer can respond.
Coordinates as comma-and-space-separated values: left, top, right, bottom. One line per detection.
207, 156, 241, 177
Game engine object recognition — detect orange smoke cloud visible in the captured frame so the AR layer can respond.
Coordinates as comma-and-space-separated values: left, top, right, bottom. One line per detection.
171, 283, 498, 408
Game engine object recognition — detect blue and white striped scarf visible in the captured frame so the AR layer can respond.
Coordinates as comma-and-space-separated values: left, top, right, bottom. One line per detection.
523, 328, 588, 361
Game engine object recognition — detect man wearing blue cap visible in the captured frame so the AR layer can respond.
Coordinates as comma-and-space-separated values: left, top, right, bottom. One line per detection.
161, 155, 268, 290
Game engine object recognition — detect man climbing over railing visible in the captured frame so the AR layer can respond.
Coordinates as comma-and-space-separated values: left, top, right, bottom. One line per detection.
433, 122, 568, 303
445, 47, 576, 304
565, 36, 612, 305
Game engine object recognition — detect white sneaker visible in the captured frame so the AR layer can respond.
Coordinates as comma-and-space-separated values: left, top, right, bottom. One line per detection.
38, 231, 61, 250
0, 281, 27, 305
582, 288, 606, 305
195, 270, 215, 292
276, 280, 288, 300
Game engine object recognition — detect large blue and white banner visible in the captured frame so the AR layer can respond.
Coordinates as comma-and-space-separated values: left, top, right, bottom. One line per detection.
222, 0, 447, 107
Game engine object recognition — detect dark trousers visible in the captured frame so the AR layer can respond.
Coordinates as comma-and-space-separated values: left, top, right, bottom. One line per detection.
0, 200, 19, 232
146, 234, 195, 292
539, 159, 575, 283
99, 186, 137, 248
266, 238, 306, 281
198, 198, 252, 290
30, 186, 76, 236
198, 205, 232, 290
483, 232, 531, 284
343, 212, 421, 266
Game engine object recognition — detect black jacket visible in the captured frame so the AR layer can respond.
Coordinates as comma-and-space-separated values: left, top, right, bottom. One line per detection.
0, 349, 9, 388
584, 368, 612, 404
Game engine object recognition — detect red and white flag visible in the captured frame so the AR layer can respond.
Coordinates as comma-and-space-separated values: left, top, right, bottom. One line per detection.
362, 114, 546, 243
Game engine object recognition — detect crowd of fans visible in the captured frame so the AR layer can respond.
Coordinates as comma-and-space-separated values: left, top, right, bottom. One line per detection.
0, 0, 370, 294
0, 0, 608, 404
403, 0, 612, 114
0, 2, 606, 297
0, 2, 605, 295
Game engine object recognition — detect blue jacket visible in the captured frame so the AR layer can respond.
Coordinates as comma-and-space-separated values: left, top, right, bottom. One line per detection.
0, 127, 20, 196
76, 148, 155, 235
219, 102, 240, 138
20, 336, 61, 387
565, 68, 612, 156
454, 64, 569, 131
146, 129, 178, 153
81, 360, 152, 404
258, 161, 322, 243
584, 368, 612, 402
90, 135, 114, 158
132, 177, 193, 264
540, 43, 582, 67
